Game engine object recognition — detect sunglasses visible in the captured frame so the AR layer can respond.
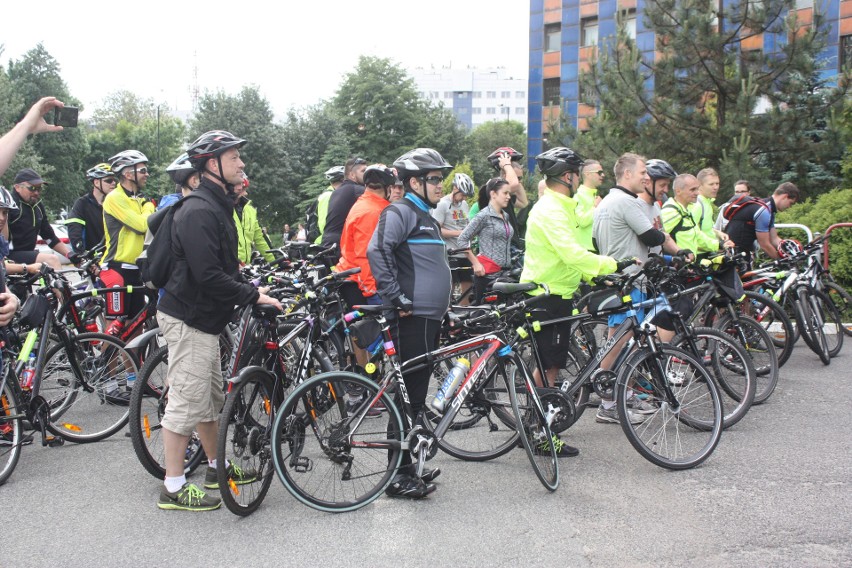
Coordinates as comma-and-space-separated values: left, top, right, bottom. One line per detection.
594, 170, 605, 175
485, 177, 507, 191
734, 190, 750, 194
352, 158, 368, 166
24, 185, 43, 193
102, 178, 117, 185
132, 167, 149, 175
422, 176, 444, 186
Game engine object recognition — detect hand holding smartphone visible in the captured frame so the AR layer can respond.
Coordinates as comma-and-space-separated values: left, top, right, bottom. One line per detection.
53, 106, 79, 128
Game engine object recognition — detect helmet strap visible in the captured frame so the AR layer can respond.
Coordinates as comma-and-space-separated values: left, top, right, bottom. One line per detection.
550, 174, 574, 196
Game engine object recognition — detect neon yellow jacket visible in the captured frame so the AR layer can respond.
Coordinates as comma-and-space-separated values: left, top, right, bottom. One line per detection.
101, 185, 155, 266
574, 184, 598, 251
520, 189, 617, 298
313, 188, 333, 244
689, 194, 717, 242
234, 198, 274, 263
661, 199, 719, 254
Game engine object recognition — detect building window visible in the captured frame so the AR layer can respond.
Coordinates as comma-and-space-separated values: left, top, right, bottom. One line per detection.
444, 92, 451, 98
457, 92, 468, 99
473, 108, 482, 115
486, 107, 496, 115
516, 91, 525, 98
473, 91, 481, 98
581, 18, 599, 47
543, 78, 561, 107
515, 107, 524, 114
794, 0, 813, 8
501, 91, 511, 98
841, 35, 852, 70
486, 91, 496, 98
545, 23, 561, 53
431, 91, 439, 99
457, 107, 468, 115
623, 11, 637, 40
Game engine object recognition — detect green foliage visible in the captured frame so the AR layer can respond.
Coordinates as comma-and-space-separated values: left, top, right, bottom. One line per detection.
550, 0, 848, 203
777, 188, 852, 286
464, 120, 527, 187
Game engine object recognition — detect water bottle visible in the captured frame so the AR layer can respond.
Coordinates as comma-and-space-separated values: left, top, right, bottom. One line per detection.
431, 358, 470, 413
21, 354, 36, 390
125, 372, 136, 392
106, 316, 126, 337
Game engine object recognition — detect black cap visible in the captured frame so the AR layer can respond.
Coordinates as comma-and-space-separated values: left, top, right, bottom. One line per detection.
14, 168, 46, 185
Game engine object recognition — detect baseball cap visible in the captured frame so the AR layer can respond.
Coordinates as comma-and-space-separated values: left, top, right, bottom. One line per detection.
14, 168, 47, 185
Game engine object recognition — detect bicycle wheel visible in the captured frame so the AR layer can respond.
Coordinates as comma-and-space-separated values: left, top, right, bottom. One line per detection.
272, 371, 404, 512
824, 281, 852, 337
217, 369, 278, 516
811, 288, 844, 358
42, 333, 138, 443
0, 373, 22, 486
670, 327, 756, 429
616, 346, 723, 470
517, 337, 587, 429
713, 315, 779, 404
506, 354, 558, 491
740, 290, 795, 367
793, 287, 830, 365
429, 355, 521, 462
128, 346, 206, 479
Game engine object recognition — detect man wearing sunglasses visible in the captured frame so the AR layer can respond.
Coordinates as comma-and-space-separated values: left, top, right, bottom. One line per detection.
575, 159, 606, 252
5, 168, 71, 271
67, 163, 116, 254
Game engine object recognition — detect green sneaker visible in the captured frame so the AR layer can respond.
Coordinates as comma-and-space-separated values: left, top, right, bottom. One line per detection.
204, 463, 257, 490
538, 434, 579, 458
157, 483, 221, 511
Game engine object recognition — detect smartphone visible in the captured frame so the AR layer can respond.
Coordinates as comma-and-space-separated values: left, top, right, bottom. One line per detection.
54, 106, 79, 128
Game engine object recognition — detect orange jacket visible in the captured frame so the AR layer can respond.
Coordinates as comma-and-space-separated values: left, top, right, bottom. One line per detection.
337, 191, 389, 296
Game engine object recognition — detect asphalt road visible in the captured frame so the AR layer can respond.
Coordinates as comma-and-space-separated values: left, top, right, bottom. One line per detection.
3, 342, 850, 568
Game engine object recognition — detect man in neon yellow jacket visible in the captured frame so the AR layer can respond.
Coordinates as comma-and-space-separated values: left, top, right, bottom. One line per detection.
574, 159, 605, 251
233, 177, 274, 264
662, 174, 733, 254
690, 167, 728, 243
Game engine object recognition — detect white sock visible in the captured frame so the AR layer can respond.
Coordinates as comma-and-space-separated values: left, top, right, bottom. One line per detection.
164, 475, 186, 493
208, 458, 217, 470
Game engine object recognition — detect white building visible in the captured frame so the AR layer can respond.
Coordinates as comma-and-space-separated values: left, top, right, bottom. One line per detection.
410, 68, 528, 130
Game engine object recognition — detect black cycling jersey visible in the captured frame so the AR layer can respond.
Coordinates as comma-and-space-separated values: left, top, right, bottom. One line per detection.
67, 192, 105, 253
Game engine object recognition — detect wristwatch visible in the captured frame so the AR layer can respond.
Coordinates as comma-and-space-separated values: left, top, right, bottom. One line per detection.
21, 263, 27, 274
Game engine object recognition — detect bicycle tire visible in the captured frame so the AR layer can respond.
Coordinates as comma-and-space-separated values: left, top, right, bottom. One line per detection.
811, 288, 844, 359
670, 327, 756, 429
272, 371, 404, 512
740, 290, 795, 367
506, 354, 558, 491
794, 287, 830, 365
429, 355, 521, 462
823, 281, 852, 337
616, 346, 723, 470
42, 333, 137, 443
713, 315, 779, 404
0, 373, 22, 486
128, 346, 206, 479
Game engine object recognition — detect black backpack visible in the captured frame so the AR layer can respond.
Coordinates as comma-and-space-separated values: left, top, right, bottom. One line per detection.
304, 199, 320, 243
723, 195, 770, 224
138, 195, 199, 289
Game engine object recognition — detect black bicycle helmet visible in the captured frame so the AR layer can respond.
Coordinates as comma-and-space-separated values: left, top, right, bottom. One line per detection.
535, 147, 585, 177
453, 173, 475, 197
393, 148, 452, 180
166, 153, 197, 186
324, 165, 345, 183
487, 147, 524, 170
186, 130, 247, 169
109, 150, 148, 173
0, 186, 19, 212
645, 159, 677, 181
363, 165, 396, 187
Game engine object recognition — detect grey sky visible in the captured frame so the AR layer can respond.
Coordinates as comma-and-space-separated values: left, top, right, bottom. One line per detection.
1, 0, 530, 119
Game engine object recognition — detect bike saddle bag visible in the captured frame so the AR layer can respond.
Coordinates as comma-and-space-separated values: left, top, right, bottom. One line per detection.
349, 319, 382, 350
585, 289, 626, 317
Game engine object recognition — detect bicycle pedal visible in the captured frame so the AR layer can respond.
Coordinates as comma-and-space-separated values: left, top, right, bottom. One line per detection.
292, 456, 313, 473
46, 436, 65, 447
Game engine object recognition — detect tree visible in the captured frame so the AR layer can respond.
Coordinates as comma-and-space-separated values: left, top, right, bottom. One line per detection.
463, 120, 527, 187
190, 86, 288, 226
551, 1, 848, 201
5, 44, 89, 214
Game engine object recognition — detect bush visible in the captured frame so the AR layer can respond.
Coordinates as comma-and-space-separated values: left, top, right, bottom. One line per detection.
776, 188, 852, 287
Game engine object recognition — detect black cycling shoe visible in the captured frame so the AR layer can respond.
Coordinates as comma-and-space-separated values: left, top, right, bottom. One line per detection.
420, 468, 441, 483
385, 474, 436, 499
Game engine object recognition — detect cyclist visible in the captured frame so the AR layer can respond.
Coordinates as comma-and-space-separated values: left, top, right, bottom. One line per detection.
575, 159, 605, 251
156, 130, 282, 512
458, 177, 515, 304
321, 157, 367, 264
5, 168, 73, 270
472, 148, 529, 241
521, 147, 624, 457
432, 172, 474, 305
714, 180, 752, 233
662, 172, 733, 254
367, 147, 453, 499
726, 181, 799, 262
66, 163, 114, 255
233, 174, 274, 264
157, 153, 200, 211
99, 150, 155, 325
311, 165, 345, 243
692, 167, 728, 243
593, 153, 686, 424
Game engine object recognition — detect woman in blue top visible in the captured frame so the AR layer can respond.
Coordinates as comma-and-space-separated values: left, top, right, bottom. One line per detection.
457, 178, 514, 304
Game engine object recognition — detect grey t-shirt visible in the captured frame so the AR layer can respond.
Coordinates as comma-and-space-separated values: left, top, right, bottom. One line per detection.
431, 194, 469, 255
593, 186, 662, 274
